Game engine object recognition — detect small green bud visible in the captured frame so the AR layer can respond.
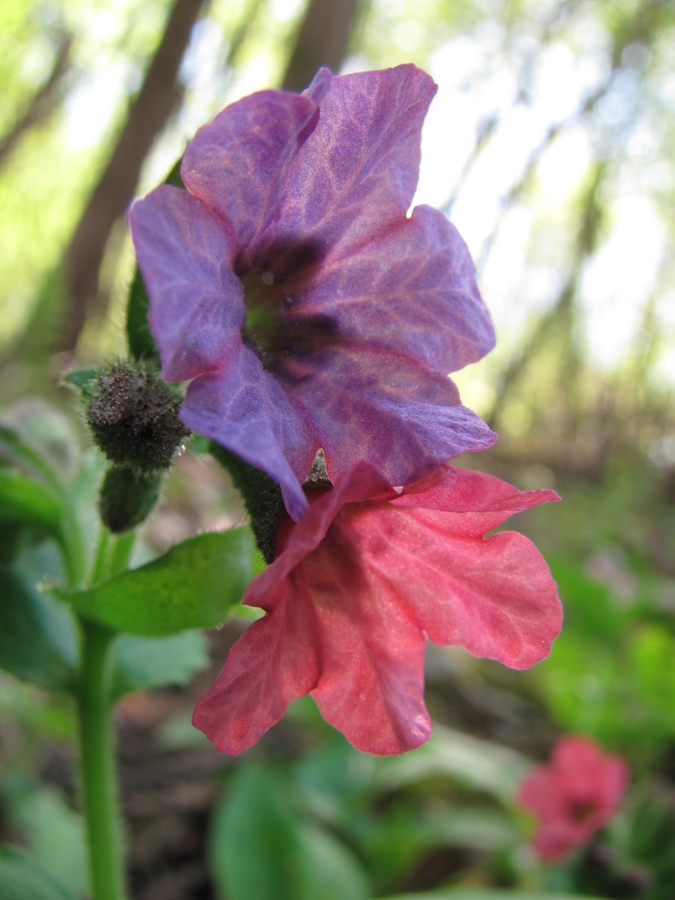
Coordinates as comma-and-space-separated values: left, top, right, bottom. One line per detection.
86, 364, 189, 473
99, 466, 162, 533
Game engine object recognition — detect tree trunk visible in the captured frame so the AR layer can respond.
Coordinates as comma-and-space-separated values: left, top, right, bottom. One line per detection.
60, 0, 209, 353
0, 33, 72, 172
281, 0, 362, 91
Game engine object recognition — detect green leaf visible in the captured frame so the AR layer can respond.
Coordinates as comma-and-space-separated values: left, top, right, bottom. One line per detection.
164, 155, 185, 188
0, 422, 63, 496
12, 788, 88, 899
54, 528, 255, 636
0, 469, 65, 564
111, 631, 208, 700
0, 845, 76, 900
0, 469, 63, 535
375, 724, 530, 805
62, 368, 98, 398
297, 825, 369, 900
209, 767, 369, 900
209, 767, 303, 900
422, 807, 518, 851
0, 403, 81, 492
378, 892, 606, 900
126, 267, 160, 366
547, 556, 625, 644
0, 569, 78, 693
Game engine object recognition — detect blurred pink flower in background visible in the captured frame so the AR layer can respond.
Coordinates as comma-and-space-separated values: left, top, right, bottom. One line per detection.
194, 464, 561, 756
519, 734, 629, 862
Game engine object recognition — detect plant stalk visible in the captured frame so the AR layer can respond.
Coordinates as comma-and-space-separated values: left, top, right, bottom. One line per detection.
76, 617, 126, 900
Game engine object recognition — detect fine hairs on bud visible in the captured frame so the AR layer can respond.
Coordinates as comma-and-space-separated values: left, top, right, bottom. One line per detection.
84, 362, 190, 533
99, 467, 162, 533
86, 363, 190, 473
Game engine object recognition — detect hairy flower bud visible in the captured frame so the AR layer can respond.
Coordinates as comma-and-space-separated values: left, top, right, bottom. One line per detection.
99, 467, 162, 534
86, 364, 189, 473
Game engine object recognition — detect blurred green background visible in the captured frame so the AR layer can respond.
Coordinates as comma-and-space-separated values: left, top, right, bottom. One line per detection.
1, 0, 675, 897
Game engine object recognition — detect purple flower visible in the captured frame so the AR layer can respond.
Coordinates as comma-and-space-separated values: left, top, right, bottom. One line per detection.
129, 65, 496, 520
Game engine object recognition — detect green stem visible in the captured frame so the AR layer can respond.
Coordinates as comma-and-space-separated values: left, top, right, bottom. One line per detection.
91, 528, 136, 584
91, 527, 112, 585
76, 618, 126, 900
109, 530, 136, 577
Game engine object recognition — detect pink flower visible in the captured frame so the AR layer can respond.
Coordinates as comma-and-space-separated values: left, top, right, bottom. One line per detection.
519, 735, 629, 862
193, 464, 562, 755
129, 65, 495, 521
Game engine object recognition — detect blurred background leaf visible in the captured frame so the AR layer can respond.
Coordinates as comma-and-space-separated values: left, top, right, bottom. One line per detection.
111, 631, 208, 699
0, 845, 77, 900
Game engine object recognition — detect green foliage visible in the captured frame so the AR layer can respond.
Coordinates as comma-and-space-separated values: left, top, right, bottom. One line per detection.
7, 785, 88, 899
376, 725, 530, 806
624, 789, 675, 898
0, 560, 211, 699
110, 630, 208, 699
62, 369, 98, 398
378, 892, 604, 900
297, 825, 370, 900
0, 469, 64, 562
54, 528, 255, 636
0, 398, 241, 702
208, 766, 369, 900
0, 569, 78, 693
0, 468, 63, 534
291, 731, 525, 894
0, 403, 93, 585
0, 845, 76, 900
535, 553, 675, 762
210, 440, 284, 564
126, 268, 160, 366
0, 418, 66, 496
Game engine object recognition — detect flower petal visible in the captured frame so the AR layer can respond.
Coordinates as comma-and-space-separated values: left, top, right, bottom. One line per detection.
246, 461, 394, 597
300, 205, 494, 373
553, 736, 629, 814
392, 463, 561, 537
243, 463, 431, 754
262, 65, 437, 260
129, 185, 242, 382
195, 464, 561, 756
334, 467, 562, 669
181, 81, 329, 253
284, 345, 496, 489
180, 348, 315, 521
305, 531, 432, 754
518, 735, 629, 862
192, 581, 320, 754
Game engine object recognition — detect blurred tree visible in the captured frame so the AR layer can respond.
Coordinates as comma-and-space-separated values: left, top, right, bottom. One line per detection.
282, 0, 363, 91
5, 0, 211, 365
58, 0, 210, 354
0, 31, 72, 173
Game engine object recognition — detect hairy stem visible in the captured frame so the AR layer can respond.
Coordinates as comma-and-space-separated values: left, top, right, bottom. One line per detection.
76, 618, 126, 900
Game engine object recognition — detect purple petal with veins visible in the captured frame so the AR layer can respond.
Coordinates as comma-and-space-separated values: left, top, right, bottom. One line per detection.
129, 64, 496, 519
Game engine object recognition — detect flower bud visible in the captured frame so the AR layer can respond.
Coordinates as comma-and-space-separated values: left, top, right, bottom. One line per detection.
99, 466, 162, 533
86, 364, 189, 473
